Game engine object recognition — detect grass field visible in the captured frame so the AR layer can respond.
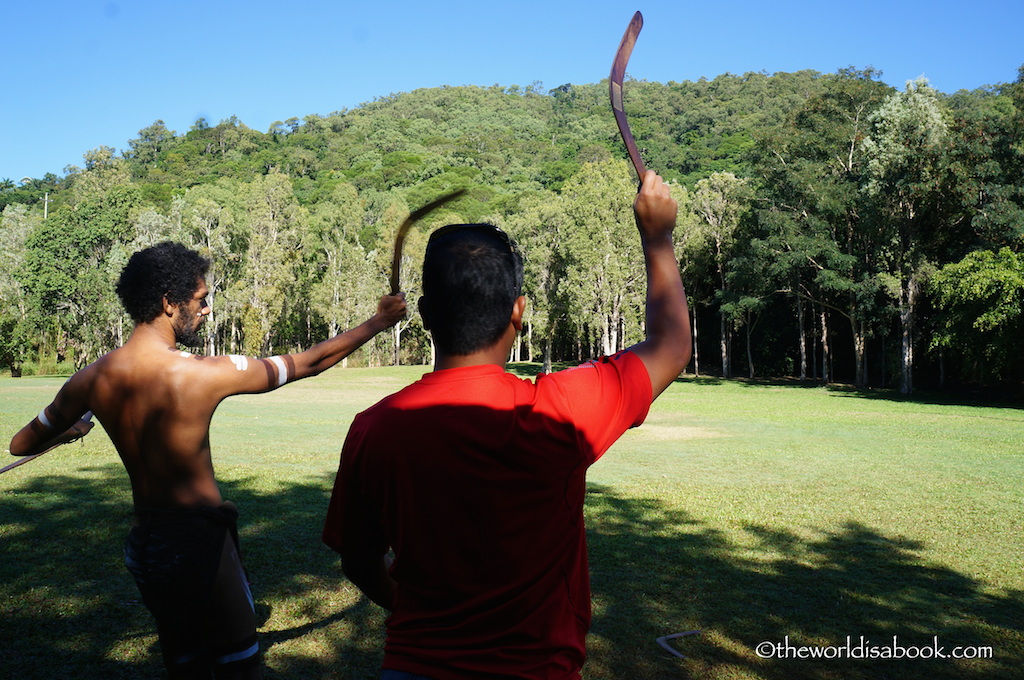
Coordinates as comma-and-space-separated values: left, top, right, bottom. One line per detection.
1, 367, 1022, 679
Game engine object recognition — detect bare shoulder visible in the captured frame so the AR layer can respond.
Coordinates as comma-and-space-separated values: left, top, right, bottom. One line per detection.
168, 349, 279, 398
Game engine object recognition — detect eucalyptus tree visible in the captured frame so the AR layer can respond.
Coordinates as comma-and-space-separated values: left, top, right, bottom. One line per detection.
179, 179, 247, 356
753, 68, 892, 386
863, 79, 952, 394
305, 182, 378, 362
0, 204, 40, 375
126, 120, 177, 167
499, 190, 568, 372
228, 171, 305, 356
67, 146, 132, 205
690, 171, 751, 378
944, 69, 1024, 250
676, 186, 716, 377
557, 159, 645, 359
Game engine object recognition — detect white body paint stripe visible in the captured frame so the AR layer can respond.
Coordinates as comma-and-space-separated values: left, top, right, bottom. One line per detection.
268, 356, 289, 387
38, 409, 53, 429
228, 355, 249, 371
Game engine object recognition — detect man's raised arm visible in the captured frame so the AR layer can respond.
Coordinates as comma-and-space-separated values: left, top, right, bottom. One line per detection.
627, 170, 692, 398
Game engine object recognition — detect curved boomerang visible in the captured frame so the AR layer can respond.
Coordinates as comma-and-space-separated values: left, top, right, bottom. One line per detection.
610, 11, 647, 179
656, 630, 701, 659
389, 189, 467, 294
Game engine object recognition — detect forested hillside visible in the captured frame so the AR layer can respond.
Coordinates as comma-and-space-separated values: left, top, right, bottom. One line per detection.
2, 67, 1023, 394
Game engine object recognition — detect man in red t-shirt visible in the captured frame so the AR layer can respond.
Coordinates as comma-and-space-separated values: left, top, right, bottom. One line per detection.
323, 171, 691, 679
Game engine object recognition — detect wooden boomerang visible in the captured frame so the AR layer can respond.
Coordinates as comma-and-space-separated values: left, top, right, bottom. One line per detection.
610, 10, 647, 180
656, 630, 701, 659
0, 411, 94, 475
389, 189, 467, 294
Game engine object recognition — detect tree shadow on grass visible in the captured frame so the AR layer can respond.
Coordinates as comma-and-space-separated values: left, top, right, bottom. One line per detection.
3, 468, 1021, 680
824, 384, 1024, 411
707, 375, 1023, 410
585, 483, 1024, 680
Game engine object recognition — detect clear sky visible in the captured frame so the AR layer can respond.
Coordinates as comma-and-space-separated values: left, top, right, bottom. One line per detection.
2, 0, 1022, 182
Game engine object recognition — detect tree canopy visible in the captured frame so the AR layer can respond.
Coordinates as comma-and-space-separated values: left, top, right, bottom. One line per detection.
2, 67, 1023, 393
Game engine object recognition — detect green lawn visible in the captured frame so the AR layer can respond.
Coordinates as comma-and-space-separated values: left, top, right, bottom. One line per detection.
1, 368, 1022, 679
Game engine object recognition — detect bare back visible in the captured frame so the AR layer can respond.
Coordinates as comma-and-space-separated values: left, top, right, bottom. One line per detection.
84, 340, 226, 509
22, 325, 289, 510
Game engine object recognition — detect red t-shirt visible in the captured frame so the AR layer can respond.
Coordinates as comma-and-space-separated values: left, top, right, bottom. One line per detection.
323, 351, 652, 679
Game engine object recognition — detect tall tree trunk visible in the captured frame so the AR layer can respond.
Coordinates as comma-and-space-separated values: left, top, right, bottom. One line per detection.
820, 305, 830, 384
393, 325, 401, 366
542, 318, 558, 374
746, 312, 755, 379
852, 315, 867, 389
797, 297, 807, 382
899, 274, 917, 395
860, 318, 868, 388
720, 312, 731, 379
692, 306, 700, 377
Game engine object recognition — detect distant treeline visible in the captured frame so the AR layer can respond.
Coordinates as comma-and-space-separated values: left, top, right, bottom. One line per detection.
2, 67, 1022, 394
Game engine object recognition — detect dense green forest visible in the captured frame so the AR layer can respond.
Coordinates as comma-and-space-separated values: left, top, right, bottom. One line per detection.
2, 67, 1023, 394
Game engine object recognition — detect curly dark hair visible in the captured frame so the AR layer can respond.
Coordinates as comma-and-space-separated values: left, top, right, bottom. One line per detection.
116, 242, 210, 324
421, 225, 523, 356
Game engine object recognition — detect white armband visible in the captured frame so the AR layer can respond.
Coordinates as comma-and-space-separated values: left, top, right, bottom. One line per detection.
268, 356, 290, 387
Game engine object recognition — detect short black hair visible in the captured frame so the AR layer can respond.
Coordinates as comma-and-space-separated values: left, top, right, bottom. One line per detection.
116, 242, 210, 324
421, 225, 523, 356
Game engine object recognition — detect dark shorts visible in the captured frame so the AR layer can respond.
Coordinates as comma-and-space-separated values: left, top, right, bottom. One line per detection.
125, 502, 260, 677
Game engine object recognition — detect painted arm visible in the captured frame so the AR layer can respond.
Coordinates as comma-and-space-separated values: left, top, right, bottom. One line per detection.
8, 376, 94, 457
288, 293, 406, 381
627, 170, 692, 398
208, 293, 407, 397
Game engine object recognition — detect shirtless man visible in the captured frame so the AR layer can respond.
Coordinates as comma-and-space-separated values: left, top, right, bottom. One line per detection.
8, 241, 406, 679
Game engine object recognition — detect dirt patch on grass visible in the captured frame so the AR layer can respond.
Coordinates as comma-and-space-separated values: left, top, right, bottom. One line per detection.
638, 424, 723, 440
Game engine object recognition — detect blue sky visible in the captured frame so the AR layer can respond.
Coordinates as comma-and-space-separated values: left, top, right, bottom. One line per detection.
2, 0, 1022, 182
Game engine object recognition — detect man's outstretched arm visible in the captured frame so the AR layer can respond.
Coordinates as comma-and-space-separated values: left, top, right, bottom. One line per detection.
287, 293, 407, 381
627, 170, 692, 398
202, 293, 407, 397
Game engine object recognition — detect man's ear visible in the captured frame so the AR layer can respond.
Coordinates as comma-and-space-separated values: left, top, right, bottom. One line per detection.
511, 296, 526, 332
162, 294, 176, 317
418, 296, 431, 330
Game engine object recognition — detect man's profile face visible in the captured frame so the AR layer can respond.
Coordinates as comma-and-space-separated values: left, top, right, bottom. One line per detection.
173, 278, 210, 348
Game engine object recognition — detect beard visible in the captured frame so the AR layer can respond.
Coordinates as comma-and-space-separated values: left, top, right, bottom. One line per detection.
173, 313, 205, 348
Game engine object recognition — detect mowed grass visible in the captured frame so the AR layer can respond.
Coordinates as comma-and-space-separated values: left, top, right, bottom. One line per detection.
1, 368, 1022, 679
